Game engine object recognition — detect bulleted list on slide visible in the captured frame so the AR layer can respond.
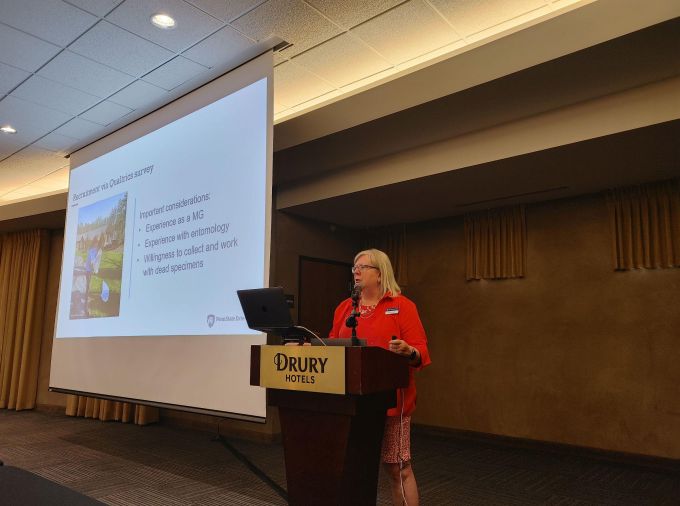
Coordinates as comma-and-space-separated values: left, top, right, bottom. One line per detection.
137, 192, 239, 277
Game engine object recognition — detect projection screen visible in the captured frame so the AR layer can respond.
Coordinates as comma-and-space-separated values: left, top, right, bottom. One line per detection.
49, 52, 273, 421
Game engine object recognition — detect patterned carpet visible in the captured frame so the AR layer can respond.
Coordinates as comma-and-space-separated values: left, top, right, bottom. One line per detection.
0, 410, 678, 505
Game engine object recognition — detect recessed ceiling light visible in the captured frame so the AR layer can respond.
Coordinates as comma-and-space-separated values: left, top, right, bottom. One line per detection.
1, 125, 17, 134
150, 13, 176, 29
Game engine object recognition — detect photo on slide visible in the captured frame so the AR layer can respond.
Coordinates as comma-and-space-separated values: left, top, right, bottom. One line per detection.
70, 192, 127, 319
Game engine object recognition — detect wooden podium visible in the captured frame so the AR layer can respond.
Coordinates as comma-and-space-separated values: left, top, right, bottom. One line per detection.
251, 345, 409, 506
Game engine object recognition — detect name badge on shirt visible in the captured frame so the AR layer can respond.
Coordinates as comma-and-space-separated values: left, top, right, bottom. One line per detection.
385, 307, 399, 315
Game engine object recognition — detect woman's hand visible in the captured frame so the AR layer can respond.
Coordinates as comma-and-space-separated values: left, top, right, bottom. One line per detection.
389, 339, 421, 365
389, 339, 412, 357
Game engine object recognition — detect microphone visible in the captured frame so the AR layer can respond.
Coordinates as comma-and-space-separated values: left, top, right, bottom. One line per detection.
351, 282, 362, 301
346, 282, 362, 344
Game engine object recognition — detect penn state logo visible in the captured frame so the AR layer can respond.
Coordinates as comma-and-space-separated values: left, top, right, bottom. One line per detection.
207, 314, 215, 328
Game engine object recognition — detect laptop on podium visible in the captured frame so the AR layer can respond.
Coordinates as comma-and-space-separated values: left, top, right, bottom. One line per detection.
236, 287, 365, 346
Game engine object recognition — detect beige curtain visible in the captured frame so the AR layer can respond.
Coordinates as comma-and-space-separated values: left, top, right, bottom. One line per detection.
606, 179, 680, 270
66, 395, 159, 425
362, 224, 408, 286
0, 229, 50, 410
465, 205, 526, 280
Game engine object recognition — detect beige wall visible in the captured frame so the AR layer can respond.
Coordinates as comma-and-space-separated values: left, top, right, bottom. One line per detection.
405, 193, 680, 459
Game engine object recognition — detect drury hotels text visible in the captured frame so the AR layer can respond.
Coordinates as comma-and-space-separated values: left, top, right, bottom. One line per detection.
274, 353, 327, 384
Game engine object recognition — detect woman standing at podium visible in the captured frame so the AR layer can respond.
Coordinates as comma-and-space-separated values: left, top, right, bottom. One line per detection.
329, 248, 431, 506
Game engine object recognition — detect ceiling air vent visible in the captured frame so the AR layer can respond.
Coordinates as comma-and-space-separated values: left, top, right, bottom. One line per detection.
273, 40, 293, 52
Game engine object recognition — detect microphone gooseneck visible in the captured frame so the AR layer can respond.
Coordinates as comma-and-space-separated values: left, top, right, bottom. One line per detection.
346, 282, 362, 346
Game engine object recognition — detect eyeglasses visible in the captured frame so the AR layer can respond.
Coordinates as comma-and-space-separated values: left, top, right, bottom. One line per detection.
351, 264, 379, 273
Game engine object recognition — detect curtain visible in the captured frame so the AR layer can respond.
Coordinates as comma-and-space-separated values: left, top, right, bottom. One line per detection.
465, 205, 526, 280
606, 179, 680, 270
66, 395, 159, 426
0, 229, 50, 410
362, 224, 408, 286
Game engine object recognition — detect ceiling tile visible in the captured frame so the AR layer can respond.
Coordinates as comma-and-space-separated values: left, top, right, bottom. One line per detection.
80, 100, 132, 126
0, 23, 62, 72
231, 0, 342, 58
109, 80, 168, 110
34, 132, 81, 153
463, 5, 552, 44
0, 134, 26, 160
186, 0, 266, 22
0, 146, 69, 190
70, 21, 175, 77
306, 0, 406, 29
273, 52, 288, 66
0, 0, 98, 47
0, 96, 72, 145
11, 75, 102, 115
182, 25, 254, 68
0, 170, 30, 190
99, 108, 145, 131
106, 0, 223, 53
429, 0, 547, 37
273, 60, 335, 109
52, 116, 104, 140
0, 62, 31, 96
27, 175, 70, 193
142, 56, 208, 91
292, 33, 391, 88
40, 167, 70, 185
63, 0, 123, 17
352, 0, 459, 64
38, 51, 135, 98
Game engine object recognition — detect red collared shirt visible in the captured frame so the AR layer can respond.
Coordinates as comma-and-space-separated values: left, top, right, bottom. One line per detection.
329, 293, 431, 416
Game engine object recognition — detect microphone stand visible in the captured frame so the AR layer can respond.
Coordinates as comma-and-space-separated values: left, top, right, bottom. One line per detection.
345, 285, 361, 346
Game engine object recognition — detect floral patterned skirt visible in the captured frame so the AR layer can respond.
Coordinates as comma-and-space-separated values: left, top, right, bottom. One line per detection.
381, 415, 411, 464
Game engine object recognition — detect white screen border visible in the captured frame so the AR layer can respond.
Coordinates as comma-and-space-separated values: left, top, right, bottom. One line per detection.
49, 52, 273, 422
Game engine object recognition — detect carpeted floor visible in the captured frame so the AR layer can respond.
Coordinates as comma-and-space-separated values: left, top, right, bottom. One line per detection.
0, 410, 678, 505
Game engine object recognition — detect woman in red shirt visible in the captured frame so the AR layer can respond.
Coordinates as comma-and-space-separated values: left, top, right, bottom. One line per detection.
329, 249, 431, 506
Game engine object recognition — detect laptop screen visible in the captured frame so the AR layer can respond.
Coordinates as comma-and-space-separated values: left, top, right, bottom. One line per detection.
236, 287, 294, 333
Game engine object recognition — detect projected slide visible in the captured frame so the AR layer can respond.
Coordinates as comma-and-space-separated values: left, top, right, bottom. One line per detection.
56, 78, 268, 339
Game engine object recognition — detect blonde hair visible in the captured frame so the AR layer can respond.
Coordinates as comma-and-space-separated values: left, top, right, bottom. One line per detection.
354, 248, 401, 299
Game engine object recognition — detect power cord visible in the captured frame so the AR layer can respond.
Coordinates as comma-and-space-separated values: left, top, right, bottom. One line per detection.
398, 386, 408, 506
391, 335, 410, 506
214, 419, 288, 502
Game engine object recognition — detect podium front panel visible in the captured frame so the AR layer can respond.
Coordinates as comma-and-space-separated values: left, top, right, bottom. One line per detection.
259, 345, 345, 394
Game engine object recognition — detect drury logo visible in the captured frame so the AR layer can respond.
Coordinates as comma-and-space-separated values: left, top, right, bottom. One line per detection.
273, 353, 329, 385
274, 353, 328, 373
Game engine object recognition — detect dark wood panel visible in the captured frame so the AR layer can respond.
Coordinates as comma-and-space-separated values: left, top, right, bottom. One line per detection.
299, 257, 352, 337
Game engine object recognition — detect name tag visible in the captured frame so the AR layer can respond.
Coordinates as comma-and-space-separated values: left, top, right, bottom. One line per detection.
385, 307, 399, 315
